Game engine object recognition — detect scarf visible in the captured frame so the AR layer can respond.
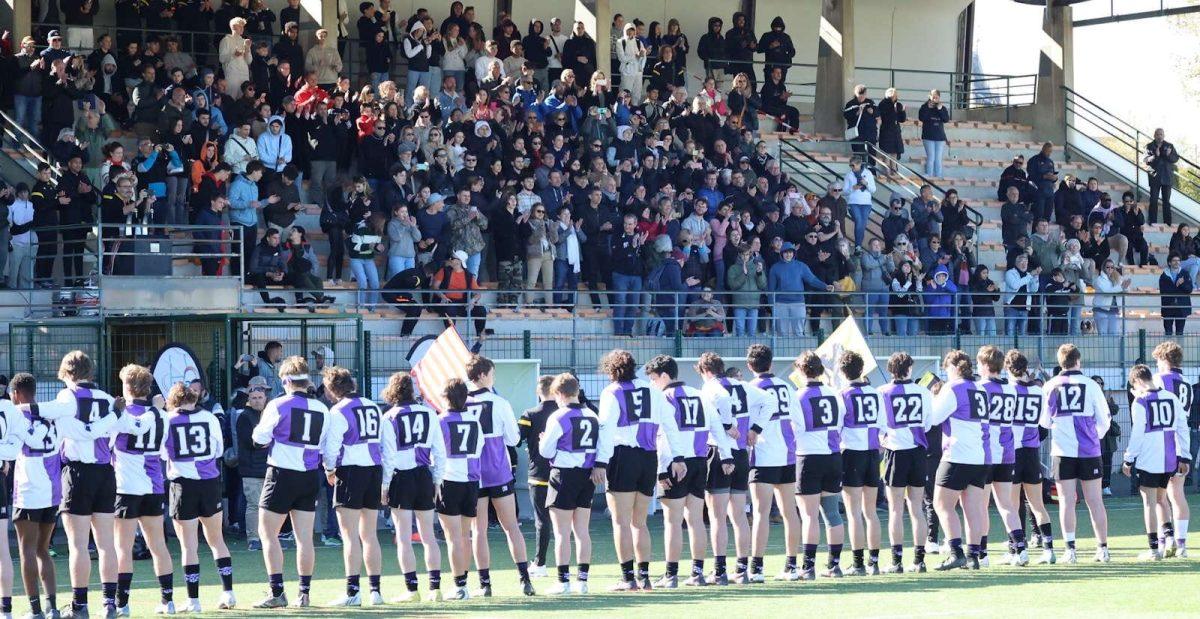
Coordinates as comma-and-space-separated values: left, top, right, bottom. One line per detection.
560, 221, 581, 272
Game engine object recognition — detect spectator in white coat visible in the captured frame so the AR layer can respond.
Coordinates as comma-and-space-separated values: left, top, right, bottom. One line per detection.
1091, 258, 1130, 335
615, 23, 647, 103
843, 156, 876, 247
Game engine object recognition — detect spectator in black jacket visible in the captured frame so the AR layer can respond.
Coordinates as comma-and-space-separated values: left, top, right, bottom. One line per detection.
517, 375, 556, 576
881, 195, 912, 250
272, 22, 306, 76
194, 194, 229, 276
1160, 253, 1192, 335
248, 227, 287, 304
1119, 191, 1151, 266
1145, 128, 1180, 225
918, 89, 950, 178
843, 85, 878, 170
234, 385, 270, 551
697, 17, 726, 87
757, 16, 794, 82
760, 66, 799, 134
58, 154, 98, 286
724, 12, 756, 88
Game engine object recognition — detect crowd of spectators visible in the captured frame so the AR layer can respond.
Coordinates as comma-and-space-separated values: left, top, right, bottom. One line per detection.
0, 1, 1189, 336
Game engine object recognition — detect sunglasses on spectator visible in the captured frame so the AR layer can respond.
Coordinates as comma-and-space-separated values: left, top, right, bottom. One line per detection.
831, 189, 842, 193
535, 209, 545, 214
896, 241, 908, 246
805, 234, 817, 240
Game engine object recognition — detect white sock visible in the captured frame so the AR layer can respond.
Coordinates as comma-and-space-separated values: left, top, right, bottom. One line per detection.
1177, 519, 1189, 545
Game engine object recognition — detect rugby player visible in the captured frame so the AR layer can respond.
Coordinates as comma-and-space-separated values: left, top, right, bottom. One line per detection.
518, 376, 558, 578
877, 352, 934, 573
975, 346, 1024, 567
1004, 350, 1056, 565
1151, 342, 1192, 557
1124, 364, 1190, 561
838, 351, 884, 576
792, 352, 848, 579
434, 378, 484, 601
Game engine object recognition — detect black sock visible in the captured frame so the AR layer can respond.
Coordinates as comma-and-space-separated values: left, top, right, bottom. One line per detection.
405, 571, 419, 592
1150, 533, 1160, 549
785, 555, 797, 571
72, 585, 88, 609
868, 549, 879, 565
117, 573, 133, 608
691, 559, 704, 576
184, 564, 201, 600
299, 575, 312, 596
158, 573, 174, 603
269, 573, 284, 598
852, 549, 864, 568
453, 573, 468, 588
915, 544, 926, 563
666, 561, 678, 577
714, 555, 727, 576
346, 574, 361, 597
479, 568, 491, 587
1, 597, 10, 614
217, 556, 234, 592
950, 538, 964, 559
803, 544, 817, 571
1039, 523, 1054, 549
28, 597, 41, 616
46, 595, 56, 611
751, 556, 764, 573
830, 544, 843, 566
1012, 529, 1027, 552
557, 565, 569, 583
637, 562, 650, 580
368, 574, 381, 593
578, 563, 589, 582
101, 582, 116, 608
980, 535, 989, 558
736, 557, 748, 574
517, 561, 530, 580
891, 544, 903, 565
1164, 522, 1175, 539
429, 570, 442, 591
1067, 539, 1076, 550
620, 560, 635, 583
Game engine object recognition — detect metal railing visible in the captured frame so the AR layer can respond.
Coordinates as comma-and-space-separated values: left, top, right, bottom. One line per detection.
866, 141, 985, 228
0, 109, 60, 179
776, 137, 889, 242
1063, 86, 1200, 207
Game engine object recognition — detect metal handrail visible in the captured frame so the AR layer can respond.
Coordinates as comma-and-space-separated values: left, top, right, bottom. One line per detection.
865, 142, 984, 228
776, 138, 889, 243
0, 109, 61, 178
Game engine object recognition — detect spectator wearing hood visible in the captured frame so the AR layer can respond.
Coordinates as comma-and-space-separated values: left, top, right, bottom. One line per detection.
924, 264, 958, 335
968, 265, 1000, 336
403, 21, 433, 106
255, 115, 292, 187
757, 16, 794, 82
615, 23, 648, 103
697, 17, 727, 87
724, 11, 756, 87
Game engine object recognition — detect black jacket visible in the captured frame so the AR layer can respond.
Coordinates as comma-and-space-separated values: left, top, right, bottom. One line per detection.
518, 400, 556, 483
235, 406, 269, 478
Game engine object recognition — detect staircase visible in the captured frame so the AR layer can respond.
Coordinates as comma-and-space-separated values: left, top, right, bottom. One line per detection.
771, 116, 1185, 326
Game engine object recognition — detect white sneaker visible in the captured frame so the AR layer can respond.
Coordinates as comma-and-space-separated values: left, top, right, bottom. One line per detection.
1037, 549, 1056, 565
1094, 548, 1111, 563
748, 572, 765, 583
1179, 547, 1190, 558
326, 594, 361, 607
450, 587, 470, 601
940, 542, 952, 555
999, 553, 1015, 566
1063, 549, 1078, 564
1138, 549, 1164, 561
424, 590, 443, 602
548, 582, 571, 595
978, 556, 990, 568
774, 569, 801, 582
577, 582, 589, 594
217, 591, 236, 610
155, 601, 176, 615
1102, 487, 1112, 496
368, 591, 384, 605
529, 564, 549, 578
391, 591, 418, 603
1013, 550, 1029, 566
183, 599, 202, 614
116, 606, 131, 617
924, 541, 941, 555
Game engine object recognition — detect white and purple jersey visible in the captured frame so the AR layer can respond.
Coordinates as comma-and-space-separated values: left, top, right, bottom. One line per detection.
1154, 369, 1193, 412
1039, 370, 1110, 458
381, 402, 446, 483
793, 382, 846, 456
749, 374, 800, 467
466, 387, 520, 488
251, 392, 342, 472
657, 382, 732, 472
539, 404, 601, 469
327, 395, 384, 468
877, 380, 933, 451
596, 379, 682, 463
163, 408, 224, 481
929, 378, 992, 465
12, 400, 97, 510
112, 400, 167, 495
0, 399, 30, 461
840, 382, 883, 452
57, 383, 122, 465
438, 408, 483, 483
978, 377, 1018, 465
1125, 389, 1190, 474
1011, 381, 1043, 449
703, 377, 768, 451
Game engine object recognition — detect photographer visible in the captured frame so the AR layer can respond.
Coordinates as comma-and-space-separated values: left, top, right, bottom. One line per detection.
99, 172, 157, 274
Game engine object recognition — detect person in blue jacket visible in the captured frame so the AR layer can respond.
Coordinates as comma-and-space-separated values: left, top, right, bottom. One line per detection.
652, 249, 697, 337
768, 242, 832, 336
923, 264, 958, 335
1160, 253, 1193, 336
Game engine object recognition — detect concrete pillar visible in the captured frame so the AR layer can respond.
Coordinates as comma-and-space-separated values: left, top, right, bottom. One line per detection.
6, 0, 31, 45
578, 0, 612, 77
814, 0, 855, 136
1033, 1, 1072, 144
